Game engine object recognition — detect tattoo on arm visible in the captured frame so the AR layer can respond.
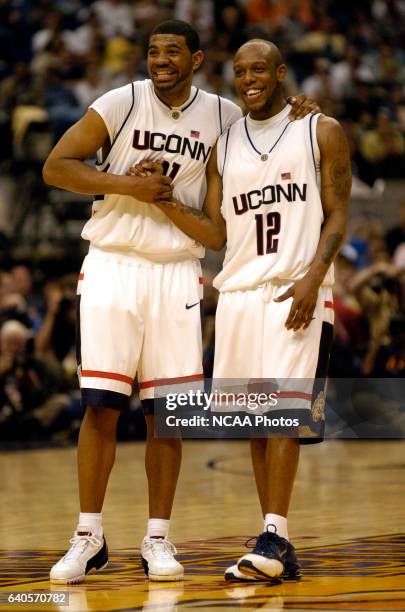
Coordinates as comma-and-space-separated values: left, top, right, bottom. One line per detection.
328, 130, 351, 202
329, 159, 351, 200
179, 206, 207, 220
321, 232, 343, 264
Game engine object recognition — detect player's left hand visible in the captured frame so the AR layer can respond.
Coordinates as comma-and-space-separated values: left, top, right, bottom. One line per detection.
287, 94, 321, 120
274, 277, 320, 331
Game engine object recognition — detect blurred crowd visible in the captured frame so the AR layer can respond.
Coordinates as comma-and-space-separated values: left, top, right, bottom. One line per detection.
0, 0, 404, 182
0, 264, 147, 444
0, 0, 404, 443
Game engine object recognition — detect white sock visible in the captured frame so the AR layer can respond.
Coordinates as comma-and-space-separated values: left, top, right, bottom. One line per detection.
264, 513, 288, 540
147, 518, 170, 539
78, 512, 103, 537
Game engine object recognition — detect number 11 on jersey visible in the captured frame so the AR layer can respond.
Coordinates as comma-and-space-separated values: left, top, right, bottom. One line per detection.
161, 160, 181, 180
255, 212, 281, 255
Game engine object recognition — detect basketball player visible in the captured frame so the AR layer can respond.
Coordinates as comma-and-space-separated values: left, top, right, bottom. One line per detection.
139, 39, 351, 582
42, 19, 319, 584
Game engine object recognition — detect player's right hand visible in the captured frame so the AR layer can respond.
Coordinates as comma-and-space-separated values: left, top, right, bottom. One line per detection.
127, 160, 164, 178
122, 171, 173, 203
287, 94, 321, 120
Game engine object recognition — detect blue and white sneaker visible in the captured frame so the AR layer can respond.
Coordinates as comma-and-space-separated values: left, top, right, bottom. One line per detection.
224, 563, 261, 582
236, 528, 301, 582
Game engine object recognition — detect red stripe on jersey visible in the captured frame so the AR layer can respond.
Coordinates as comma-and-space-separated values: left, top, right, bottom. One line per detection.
324, 300, 334, 310
199, 276, 204, 284
276, 391, 312, 401
81, 370, 133, 385
140, 373, 204, 389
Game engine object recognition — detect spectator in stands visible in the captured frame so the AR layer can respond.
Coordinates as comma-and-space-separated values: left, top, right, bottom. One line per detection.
0, 1, 33, 66
0, 290, 31, 330
9, 265, 33, 301
0, 61, 44, 113
213, 4, 246, 53
102, 36, 136, 75
63, 10, 106, 57
330, 246, 367, 376
110, 45, 146, 88
43, 64, 83, 140
366, 43, 404, 85
302, 57, 334, 99
133, 0, 170, 37
360, 109, 405, 182
32, 10, 64, 54
349, 263, 402, 375
0, 319, 68, 440
7, 265, 43, 331
1, 266, 48, 334
330, 44, 373, 98
245, 0, 312, 29
174, 0, 214, 43
92, 0, 136, 39
73, 56, 112, 107
35, 278, 77, 377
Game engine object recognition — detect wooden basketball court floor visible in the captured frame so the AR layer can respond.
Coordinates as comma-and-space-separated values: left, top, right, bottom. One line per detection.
0, 439, 404, 611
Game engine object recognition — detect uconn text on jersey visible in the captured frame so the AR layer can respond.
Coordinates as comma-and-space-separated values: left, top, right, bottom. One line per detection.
233, 182, 307, 215
133, 130, 212, 163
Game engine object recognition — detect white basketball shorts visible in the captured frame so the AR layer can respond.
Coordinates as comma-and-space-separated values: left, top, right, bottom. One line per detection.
212, 282, 334, 439
76, 247, 204, 409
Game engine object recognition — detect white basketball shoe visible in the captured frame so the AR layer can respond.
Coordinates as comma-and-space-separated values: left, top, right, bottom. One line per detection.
50, 528, 108, 584
141, 537, 184, 581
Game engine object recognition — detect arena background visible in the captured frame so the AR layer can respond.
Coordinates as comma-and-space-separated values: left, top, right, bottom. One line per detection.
0, 1, 404, 610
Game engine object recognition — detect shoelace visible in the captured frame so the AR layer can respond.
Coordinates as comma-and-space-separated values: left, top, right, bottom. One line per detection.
244, 524, 278, 549
245, 533, 265, 549
64, 534, 102, 561
145, 539, 177, 560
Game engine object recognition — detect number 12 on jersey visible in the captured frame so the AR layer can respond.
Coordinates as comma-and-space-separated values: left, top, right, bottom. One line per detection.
255, 212, 281, 255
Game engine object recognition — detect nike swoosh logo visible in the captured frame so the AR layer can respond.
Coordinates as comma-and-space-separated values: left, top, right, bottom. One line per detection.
185, 302, 199, 310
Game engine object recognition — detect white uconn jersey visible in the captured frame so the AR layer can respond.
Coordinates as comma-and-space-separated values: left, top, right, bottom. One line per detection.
82, 80, 241, 261
214, 105, 334, 291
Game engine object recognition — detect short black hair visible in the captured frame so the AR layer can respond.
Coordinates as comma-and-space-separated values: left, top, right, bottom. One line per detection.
150, 20, 200, 54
